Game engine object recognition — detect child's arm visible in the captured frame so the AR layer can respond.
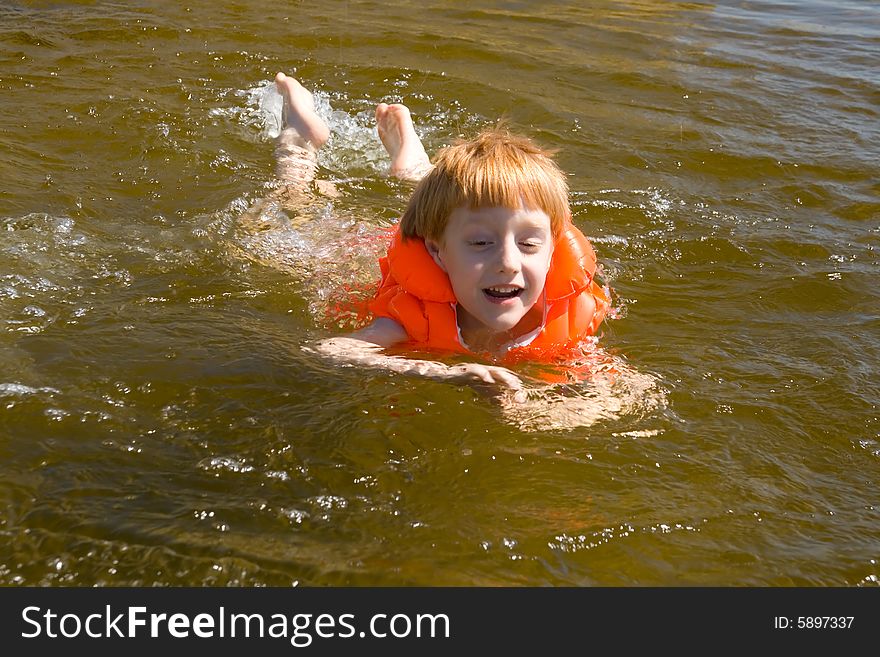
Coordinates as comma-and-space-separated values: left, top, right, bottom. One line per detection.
312, 318, 523, 388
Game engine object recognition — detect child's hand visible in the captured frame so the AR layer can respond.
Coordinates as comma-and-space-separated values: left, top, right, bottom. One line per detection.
446, 362, 523, 390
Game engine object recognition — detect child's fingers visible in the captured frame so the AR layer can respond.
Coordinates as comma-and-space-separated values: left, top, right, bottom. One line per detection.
486, 366, 523, 390
470, 367, 497, 385
448, 363, 523, 390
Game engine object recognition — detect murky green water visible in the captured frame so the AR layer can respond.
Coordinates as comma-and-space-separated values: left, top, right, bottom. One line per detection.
1, 0, 878, 586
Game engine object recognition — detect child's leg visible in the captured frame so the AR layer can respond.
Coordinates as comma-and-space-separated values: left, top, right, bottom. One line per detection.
274, 72, 330, 187
375, 103, 432, 181
238, 73, 335, 231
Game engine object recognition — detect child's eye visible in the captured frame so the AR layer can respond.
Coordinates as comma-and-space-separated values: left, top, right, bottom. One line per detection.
519, 241, 542, 250
468, 240, 491, 247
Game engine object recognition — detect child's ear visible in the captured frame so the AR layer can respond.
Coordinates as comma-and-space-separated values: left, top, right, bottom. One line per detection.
424, 239, 447, 272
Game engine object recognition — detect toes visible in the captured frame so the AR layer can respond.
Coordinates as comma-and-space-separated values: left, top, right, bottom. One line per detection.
375, 103, 390, 126
388, 104, 412, 123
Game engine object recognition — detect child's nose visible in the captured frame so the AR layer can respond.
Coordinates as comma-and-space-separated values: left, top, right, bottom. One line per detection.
497, 239, 521, 272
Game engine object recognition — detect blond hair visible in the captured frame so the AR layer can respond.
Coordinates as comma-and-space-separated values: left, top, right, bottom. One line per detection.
400, 127, 569, 241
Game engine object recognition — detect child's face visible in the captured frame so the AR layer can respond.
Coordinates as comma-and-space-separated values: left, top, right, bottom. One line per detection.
425, 204, 554, 336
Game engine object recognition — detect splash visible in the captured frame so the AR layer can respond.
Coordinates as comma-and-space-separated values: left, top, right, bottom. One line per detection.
233, 80, 416, 176
218, 78, 465, 329
496, 346, 667, 432
229, 200, 390, 330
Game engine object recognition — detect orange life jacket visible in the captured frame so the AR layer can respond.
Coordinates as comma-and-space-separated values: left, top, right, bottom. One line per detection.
369, 221, 609, 361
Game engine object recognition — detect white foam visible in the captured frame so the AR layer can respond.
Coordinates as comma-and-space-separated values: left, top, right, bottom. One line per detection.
0, 383, 60, 397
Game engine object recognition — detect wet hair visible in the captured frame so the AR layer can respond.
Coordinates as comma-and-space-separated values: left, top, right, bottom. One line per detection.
399, 126, 570, 241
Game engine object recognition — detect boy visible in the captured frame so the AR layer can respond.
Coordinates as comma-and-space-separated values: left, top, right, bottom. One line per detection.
273, 73, 609, 390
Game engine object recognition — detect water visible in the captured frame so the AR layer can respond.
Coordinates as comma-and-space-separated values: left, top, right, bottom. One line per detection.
1, 0, 878, 586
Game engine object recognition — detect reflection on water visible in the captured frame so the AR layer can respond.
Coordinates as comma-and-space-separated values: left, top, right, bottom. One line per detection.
1, 0, 879, 586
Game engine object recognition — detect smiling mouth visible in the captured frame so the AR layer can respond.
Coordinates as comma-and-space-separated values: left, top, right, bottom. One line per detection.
483, 286, 523, 300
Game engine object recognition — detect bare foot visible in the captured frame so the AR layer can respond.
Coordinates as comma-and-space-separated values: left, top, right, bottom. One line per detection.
375, 103, 432, 181
274, 72, 330, 150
